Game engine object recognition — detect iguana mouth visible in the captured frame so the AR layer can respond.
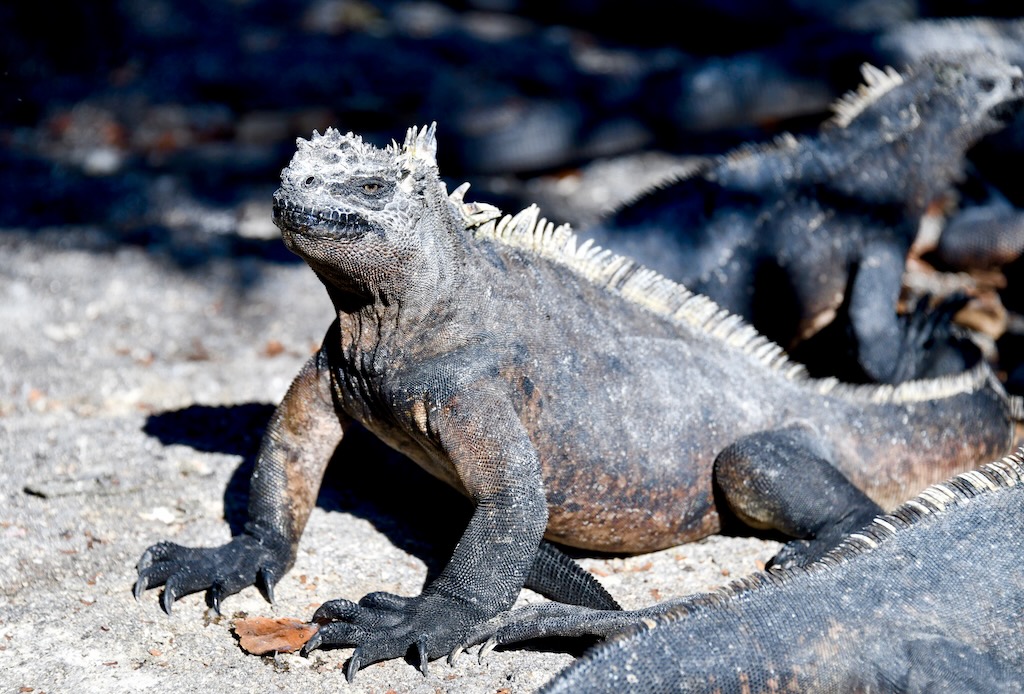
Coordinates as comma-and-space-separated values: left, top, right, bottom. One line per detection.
272, 197, 370, 239
989, 96, 1024, 124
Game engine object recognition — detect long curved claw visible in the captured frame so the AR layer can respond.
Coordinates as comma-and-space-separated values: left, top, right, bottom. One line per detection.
447, 644, 464, 666
345, 651, 363, 683
133, 575, 148, 601
311, 598, 359, 623
209, 583, 224, 615
257, 568, 276, 604
300, 629, 324, 657
478, 636, 499, 662
417, 639, 429, 676
160, 584, 178, 615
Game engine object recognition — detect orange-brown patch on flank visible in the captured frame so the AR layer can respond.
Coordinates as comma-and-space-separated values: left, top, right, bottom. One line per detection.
544, 485, 721, 554
276, 367, 347, 541
234, 616, 319, 655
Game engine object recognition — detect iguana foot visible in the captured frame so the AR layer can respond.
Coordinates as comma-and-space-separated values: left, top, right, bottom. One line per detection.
302, 590, 489, 680
765, 506, 880, 571
134, 530, 290, 614
885, 293, 974, 383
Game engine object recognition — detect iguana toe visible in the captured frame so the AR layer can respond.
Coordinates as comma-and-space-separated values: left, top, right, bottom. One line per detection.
311, 597, 359, 622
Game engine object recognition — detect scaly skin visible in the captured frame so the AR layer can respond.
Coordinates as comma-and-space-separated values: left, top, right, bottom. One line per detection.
461, 452, 1024, 693
583, 53, 1024, 383
136, 123, 1021, 679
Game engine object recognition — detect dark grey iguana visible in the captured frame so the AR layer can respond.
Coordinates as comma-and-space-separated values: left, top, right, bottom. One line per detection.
458, 450, 1024, 693
134, 123, 1023, 679
581, 52, 1024, 383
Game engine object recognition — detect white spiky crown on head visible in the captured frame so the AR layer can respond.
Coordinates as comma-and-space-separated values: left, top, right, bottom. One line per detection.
285, 123, 438, 187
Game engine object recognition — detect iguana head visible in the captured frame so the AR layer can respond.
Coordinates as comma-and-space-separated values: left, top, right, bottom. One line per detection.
272, 123, 450, 301
823, 52, 1023, 209
830, 52, 1023, 139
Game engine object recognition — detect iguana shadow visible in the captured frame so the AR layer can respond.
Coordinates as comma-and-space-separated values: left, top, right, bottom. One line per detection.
141, 404, 784, 594
143, 403, 472, 584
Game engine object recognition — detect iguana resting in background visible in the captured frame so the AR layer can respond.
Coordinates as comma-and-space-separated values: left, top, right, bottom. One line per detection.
135, 123, 1023, 679
581, 52, 1024, 383
459, 450, 1024, 693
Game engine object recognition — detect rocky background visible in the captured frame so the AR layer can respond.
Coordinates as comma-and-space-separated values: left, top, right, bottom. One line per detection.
3, 2, 1023, 692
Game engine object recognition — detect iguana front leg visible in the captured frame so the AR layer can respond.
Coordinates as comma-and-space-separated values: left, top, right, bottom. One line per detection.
135, 337, 346, 613
303, 385, 548, 680
847, 240, 908, 383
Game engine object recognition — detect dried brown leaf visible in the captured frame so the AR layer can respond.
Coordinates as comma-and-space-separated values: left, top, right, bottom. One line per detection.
234, 617, 318, 655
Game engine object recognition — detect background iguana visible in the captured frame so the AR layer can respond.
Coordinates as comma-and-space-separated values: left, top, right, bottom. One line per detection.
580, 52, 1024, 383
459, 450, 1024, 693
134, 124, 1023, 679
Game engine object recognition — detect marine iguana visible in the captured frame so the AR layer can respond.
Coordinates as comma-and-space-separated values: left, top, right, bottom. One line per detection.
458, 450, 1024, 693
581, 52, 1024, 383
135, 123, 1023, 679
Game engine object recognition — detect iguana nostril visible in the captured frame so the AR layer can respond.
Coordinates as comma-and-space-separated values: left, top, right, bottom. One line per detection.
304, 176, 316, 186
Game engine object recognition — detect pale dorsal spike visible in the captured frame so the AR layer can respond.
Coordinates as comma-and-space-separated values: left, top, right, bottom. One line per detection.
450, 181, 471, 204
460, 184, 991, 405
400, 122, 439, 172
860, 62, 889, 87
449, 180, 500, 227
511, 205, 541, 238
493, 213, 515, 239
829, 62, 906, 128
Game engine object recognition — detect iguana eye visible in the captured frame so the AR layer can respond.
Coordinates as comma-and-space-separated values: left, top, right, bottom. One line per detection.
362, 182, 381, 194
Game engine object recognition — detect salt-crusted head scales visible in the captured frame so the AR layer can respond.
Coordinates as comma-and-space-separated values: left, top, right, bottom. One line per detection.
280, 123, 439, 196
281, 128, 402, 190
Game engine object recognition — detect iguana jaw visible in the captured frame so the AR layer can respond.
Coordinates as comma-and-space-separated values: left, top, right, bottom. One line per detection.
948, 56, 1024, 139
271, 194, 373, 245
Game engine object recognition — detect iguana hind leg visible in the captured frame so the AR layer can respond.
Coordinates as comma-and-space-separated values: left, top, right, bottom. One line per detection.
713, 426, 882, 569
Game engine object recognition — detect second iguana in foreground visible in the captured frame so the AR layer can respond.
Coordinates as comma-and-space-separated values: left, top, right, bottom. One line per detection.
461, 451, 1024, 693
134, 124, 1022, 679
